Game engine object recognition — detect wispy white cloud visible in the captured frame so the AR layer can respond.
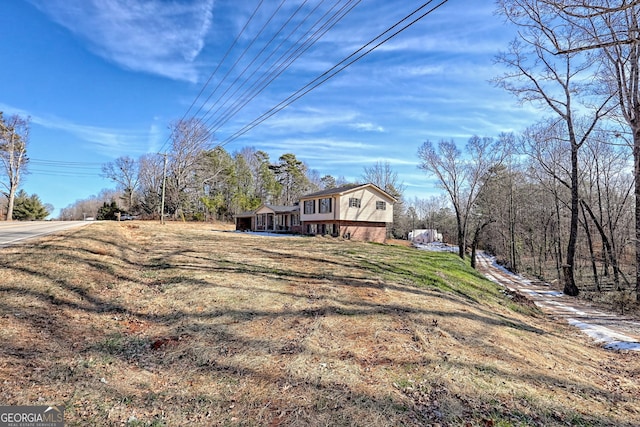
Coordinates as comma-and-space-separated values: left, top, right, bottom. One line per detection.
27, 0, 215, 82
263, 107, 359, 133
146, 119, 164, 153
0, 102, 152, 157
259, 137, 375, 154
35, 116, 150, 157
349, 122, 385, 133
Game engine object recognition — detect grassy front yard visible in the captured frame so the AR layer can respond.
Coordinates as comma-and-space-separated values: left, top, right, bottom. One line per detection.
0, 221, 638, 426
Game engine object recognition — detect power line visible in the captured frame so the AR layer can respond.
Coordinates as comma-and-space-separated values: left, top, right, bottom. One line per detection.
207, 0, 359, 134
26, 158, 103, 177
157, 0, 267, 154
30, 158, 103, 168
170, 0, 358, 149
193, 0, 290, 128
27, 169, 100, 177
219, 0, 450, 146
196, 0, 318, 129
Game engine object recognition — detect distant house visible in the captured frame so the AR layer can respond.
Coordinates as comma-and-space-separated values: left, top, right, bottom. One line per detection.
234, 183, 396, 243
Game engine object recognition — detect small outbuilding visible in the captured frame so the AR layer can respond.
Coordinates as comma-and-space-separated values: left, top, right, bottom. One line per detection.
409, 229, 442, 244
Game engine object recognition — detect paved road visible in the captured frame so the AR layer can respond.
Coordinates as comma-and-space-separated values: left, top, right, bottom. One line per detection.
475, 252, 640, 351
0, 221, 91, 247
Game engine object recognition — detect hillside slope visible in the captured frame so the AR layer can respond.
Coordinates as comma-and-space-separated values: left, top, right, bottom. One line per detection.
0, 222, 638, 426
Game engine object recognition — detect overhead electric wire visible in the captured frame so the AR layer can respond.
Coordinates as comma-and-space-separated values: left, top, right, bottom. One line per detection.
196, 0, 317, 129
27, 169, 101, 177
205, 0, 340, 132
207, 0, 359, 135
30, 159, 102, 167
157, 0, 266, 154
26, 158, 103, 178
165, 0, 363, 150
219, 0, 449, 146
190, 0, 288, 132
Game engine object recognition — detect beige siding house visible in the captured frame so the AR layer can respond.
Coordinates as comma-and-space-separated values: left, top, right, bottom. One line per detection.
234, 183, 396, 243
299, 183, 396, 243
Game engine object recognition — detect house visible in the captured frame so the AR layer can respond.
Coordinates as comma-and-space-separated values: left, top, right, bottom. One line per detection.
235, 204, 301, 233
234, 183, 396, 243
298, 183, 396, 243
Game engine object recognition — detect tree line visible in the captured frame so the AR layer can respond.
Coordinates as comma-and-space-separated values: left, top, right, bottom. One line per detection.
417, 0, 640, 301
60, 118, 409, 230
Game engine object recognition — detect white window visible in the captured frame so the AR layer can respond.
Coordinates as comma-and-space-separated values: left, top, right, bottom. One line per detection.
376, 201, 386, 210
349, 198, 361, 208
319, 198, 332, 213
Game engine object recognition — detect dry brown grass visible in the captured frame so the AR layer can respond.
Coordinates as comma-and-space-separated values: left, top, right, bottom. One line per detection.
0, 221, 639, 426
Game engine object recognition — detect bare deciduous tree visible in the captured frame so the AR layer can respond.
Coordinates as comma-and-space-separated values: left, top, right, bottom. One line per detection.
0, 113, 30, 221
540, 0, 640, 300
166, 119, 213, 218
495, 0, 615, 296
101, 156, 140, 211
362, 161, 406, 199
418, 136, 506, 260
137, 153, 165, 216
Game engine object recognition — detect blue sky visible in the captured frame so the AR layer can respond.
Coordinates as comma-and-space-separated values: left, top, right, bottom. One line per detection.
1, 0, 538, 218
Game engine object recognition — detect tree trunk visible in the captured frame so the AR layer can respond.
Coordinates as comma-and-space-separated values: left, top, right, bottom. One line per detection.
635, 126, 640, 302
564, 144, 580, 296
456, 210, 465, 260
6, 185, 16, 221
470, 222, 491, 269
581, 200, 620, 289
553, 187, 564, 284
509, 184, 518, 273
580, 201, 599, 292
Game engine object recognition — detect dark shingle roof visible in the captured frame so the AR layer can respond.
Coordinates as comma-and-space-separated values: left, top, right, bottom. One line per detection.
264, 205, 299, 214
300, 183, 363, 199
300, 183, 397, 202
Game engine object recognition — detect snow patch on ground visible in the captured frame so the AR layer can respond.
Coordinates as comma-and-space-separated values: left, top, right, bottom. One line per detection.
487, 256, 640, 352
567, 319, 640, 351
418, 248, 640, 352
413, 242, 458, 253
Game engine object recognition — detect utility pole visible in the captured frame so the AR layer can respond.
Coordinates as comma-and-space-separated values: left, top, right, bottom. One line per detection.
160, 153, 167, 225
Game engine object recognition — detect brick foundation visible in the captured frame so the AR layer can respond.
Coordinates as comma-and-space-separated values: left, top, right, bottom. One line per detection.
302, 220, 388, 243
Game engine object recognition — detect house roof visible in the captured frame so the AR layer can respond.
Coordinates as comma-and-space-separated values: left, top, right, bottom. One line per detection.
300, 183, 398, 202
235, 204, 299, 218
263, 204, 299, 214
300, 183, 362, 198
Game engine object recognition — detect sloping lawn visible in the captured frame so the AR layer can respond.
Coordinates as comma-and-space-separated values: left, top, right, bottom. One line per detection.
0, 221, 638, 426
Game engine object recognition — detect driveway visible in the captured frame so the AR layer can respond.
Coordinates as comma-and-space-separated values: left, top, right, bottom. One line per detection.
475, 252, 640, 351
0, 221, 91, 247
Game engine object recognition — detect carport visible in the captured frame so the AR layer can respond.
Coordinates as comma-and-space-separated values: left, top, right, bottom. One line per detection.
234, 212, 254, 231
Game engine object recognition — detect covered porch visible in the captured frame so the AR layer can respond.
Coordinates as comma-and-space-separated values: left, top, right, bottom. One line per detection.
234, 204, 301, 233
